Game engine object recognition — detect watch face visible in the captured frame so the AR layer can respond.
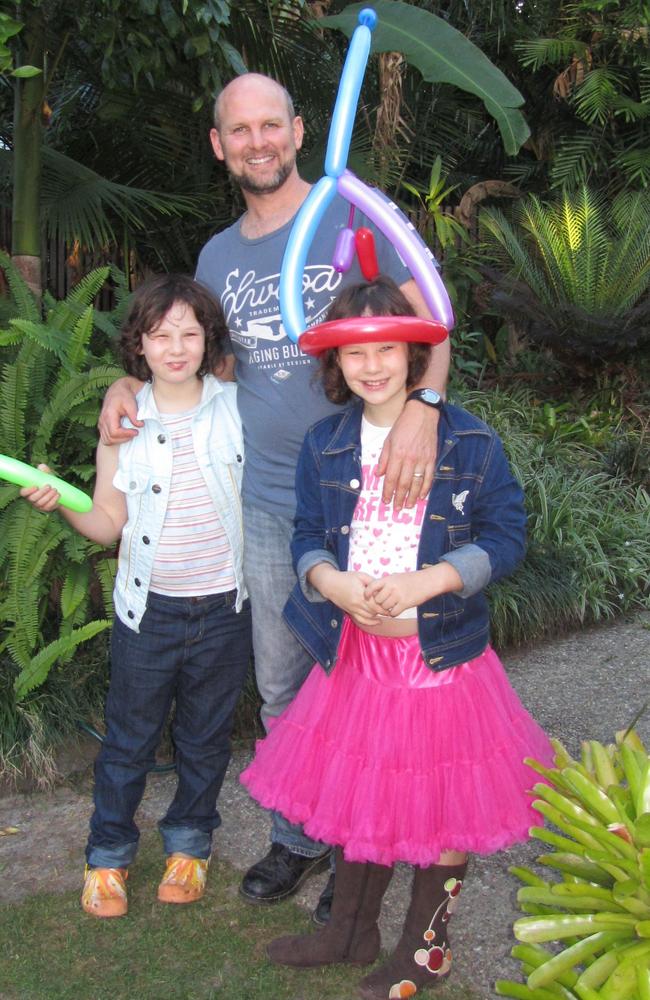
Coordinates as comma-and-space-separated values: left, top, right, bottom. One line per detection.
421, 389, 442, 405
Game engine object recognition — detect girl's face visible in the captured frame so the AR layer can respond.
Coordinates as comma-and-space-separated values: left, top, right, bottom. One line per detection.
337, 341, 409, 417
139, 301, 206, 386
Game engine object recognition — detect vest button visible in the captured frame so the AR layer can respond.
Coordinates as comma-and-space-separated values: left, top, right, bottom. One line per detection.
127, 610, 135, 619
330, 618, 338, 628
142, 535, 150, 544
134, 578, 141, 587
236, 454, 242, 463
350, 478, 360, 489
341, 525, 349, 535
157, 434, 166, 444
152, 484, 162, 494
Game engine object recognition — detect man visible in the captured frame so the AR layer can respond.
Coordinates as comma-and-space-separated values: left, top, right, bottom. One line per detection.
99, 73, 450, 924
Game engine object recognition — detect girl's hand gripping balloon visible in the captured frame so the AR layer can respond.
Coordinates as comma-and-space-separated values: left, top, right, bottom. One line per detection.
0, 455, 93, 512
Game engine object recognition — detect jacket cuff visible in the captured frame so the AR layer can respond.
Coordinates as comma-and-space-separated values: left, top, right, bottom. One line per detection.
296, 550, 339, 602
439, 543, 491, 598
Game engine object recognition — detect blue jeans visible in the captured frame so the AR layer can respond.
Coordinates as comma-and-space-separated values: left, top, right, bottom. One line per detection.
243, 502, 327, 858
86, 590, 252, 868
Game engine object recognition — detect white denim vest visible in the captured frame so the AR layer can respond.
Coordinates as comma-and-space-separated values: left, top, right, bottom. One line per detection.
113, 375, 246, 631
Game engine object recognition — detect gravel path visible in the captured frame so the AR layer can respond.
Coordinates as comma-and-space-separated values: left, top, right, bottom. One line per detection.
1, 613, 648, 998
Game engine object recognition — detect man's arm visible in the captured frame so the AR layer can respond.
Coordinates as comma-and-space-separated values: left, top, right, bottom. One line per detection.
377, 277, 451, 510
98, 376, 144, 445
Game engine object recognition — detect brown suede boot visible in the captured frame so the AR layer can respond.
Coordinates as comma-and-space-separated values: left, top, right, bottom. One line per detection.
357, 860, 468, 998
267, 848, 393, 968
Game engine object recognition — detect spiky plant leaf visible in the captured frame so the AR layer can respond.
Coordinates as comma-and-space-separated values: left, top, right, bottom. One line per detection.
499, 733, 650, 997
480, 186, 650, 357
14, 619, 110, 700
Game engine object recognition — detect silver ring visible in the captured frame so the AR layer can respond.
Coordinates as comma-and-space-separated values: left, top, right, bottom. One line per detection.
413, 472, 424, 478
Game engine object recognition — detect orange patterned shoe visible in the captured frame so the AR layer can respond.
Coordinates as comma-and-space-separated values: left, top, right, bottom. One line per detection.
157, 854, 208, 904
81, 866, 128, 918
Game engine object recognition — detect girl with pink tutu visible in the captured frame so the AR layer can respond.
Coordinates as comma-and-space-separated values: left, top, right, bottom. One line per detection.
240, 276, 553, 999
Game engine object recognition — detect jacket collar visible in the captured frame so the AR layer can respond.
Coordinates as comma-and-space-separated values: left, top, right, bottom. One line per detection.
322, 401, 364, 454
134, 374, 224, 423
320, 399, 491, 467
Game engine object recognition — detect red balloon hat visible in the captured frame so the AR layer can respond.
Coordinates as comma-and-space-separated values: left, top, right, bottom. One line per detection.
298, 315, 449, 357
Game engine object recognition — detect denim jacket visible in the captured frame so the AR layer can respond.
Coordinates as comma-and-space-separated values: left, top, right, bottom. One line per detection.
113, 375, 246, 631
283, 400, 526, 673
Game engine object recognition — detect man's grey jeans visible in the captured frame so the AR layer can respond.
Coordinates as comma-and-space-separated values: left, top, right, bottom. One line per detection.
243, 502, 328, 858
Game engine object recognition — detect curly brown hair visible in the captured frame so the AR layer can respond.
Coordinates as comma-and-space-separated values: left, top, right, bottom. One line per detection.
318, 276, 431, 404
119, 274, 228, 381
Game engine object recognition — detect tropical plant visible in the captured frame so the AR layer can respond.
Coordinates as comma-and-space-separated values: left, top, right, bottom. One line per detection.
513, 0, 650, 192
0, 254, 124, 702
496, 727, 650, 998
401, 156, 469, 250
454, 386, 650, 647
479, 186, 650, 359
321, 0, 531, 171
2, 0, 247, 293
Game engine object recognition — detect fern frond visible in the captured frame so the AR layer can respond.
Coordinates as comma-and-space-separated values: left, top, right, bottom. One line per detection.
14, 619, 111, 700
0, 251, 40, 324
60, 563, 90, 620
94, 558, 117, 617
31, 364, 123, 458
6, 319, 72, 364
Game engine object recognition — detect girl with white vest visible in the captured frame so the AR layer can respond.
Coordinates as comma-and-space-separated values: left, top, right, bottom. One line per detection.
21, 274, 251, 918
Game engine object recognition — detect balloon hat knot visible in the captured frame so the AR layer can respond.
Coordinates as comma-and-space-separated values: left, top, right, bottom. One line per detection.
358, 8, 377, 29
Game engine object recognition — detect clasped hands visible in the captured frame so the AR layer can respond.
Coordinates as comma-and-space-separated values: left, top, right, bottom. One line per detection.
310, 565, 433, 628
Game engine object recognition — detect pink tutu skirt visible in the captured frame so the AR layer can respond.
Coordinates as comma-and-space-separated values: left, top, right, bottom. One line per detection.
240, 620, 553, 866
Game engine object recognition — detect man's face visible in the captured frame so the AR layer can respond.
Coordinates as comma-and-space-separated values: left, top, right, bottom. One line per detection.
210, 78, 304, 196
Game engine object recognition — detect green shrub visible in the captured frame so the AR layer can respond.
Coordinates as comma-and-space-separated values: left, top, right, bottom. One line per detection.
496, 728, 650, 998
0, 256, 124, 778
455, 387, 650, 646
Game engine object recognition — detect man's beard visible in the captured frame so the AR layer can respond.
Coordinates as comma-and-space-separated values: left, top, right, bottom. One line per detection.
230, 157, 295, 196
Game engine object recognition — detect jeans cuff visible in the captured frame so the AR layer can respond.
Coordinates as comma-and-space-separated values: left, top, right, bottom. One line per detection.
86, 841, 138, 869
158, 823, 212, 860
271, 811, 329, 858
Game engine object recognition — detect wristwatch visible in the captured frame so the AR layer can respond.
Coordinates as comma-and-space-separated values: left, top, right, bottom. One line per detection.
405, 388, 444, 410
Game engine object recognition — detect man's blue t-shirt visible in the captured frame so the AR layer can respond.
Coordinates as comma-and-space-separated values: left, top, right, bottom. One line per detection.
196, 194, 410, 518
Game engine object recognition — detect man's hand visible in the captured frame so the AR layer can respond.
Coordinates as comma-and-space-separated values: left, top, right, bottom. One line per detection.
308, 564, 382, 628
377, 402, 439, 510
98, 377, 144, 445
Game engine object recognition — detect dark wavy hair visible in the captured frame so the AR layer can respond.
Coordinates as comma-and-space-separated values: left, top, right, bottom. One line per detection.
119, 274, 228, 381
319, 276, 432, 405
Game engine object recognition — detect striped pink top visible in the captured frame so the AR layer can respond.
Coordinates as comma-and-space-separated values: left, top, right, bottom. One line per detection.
149, 408, 235, 597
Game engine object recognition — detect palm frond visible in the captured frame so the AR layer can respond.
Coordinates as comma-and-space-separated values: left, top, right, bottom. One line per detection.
40, 148, 205, 250
573, 67, 622, 126
550, 130, 609, 190
514, 37, 588, 71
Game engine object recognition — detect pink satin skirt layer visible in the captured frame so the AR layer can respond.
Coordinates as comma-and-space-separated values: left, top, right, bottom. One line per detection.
240, 619, 553, 866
